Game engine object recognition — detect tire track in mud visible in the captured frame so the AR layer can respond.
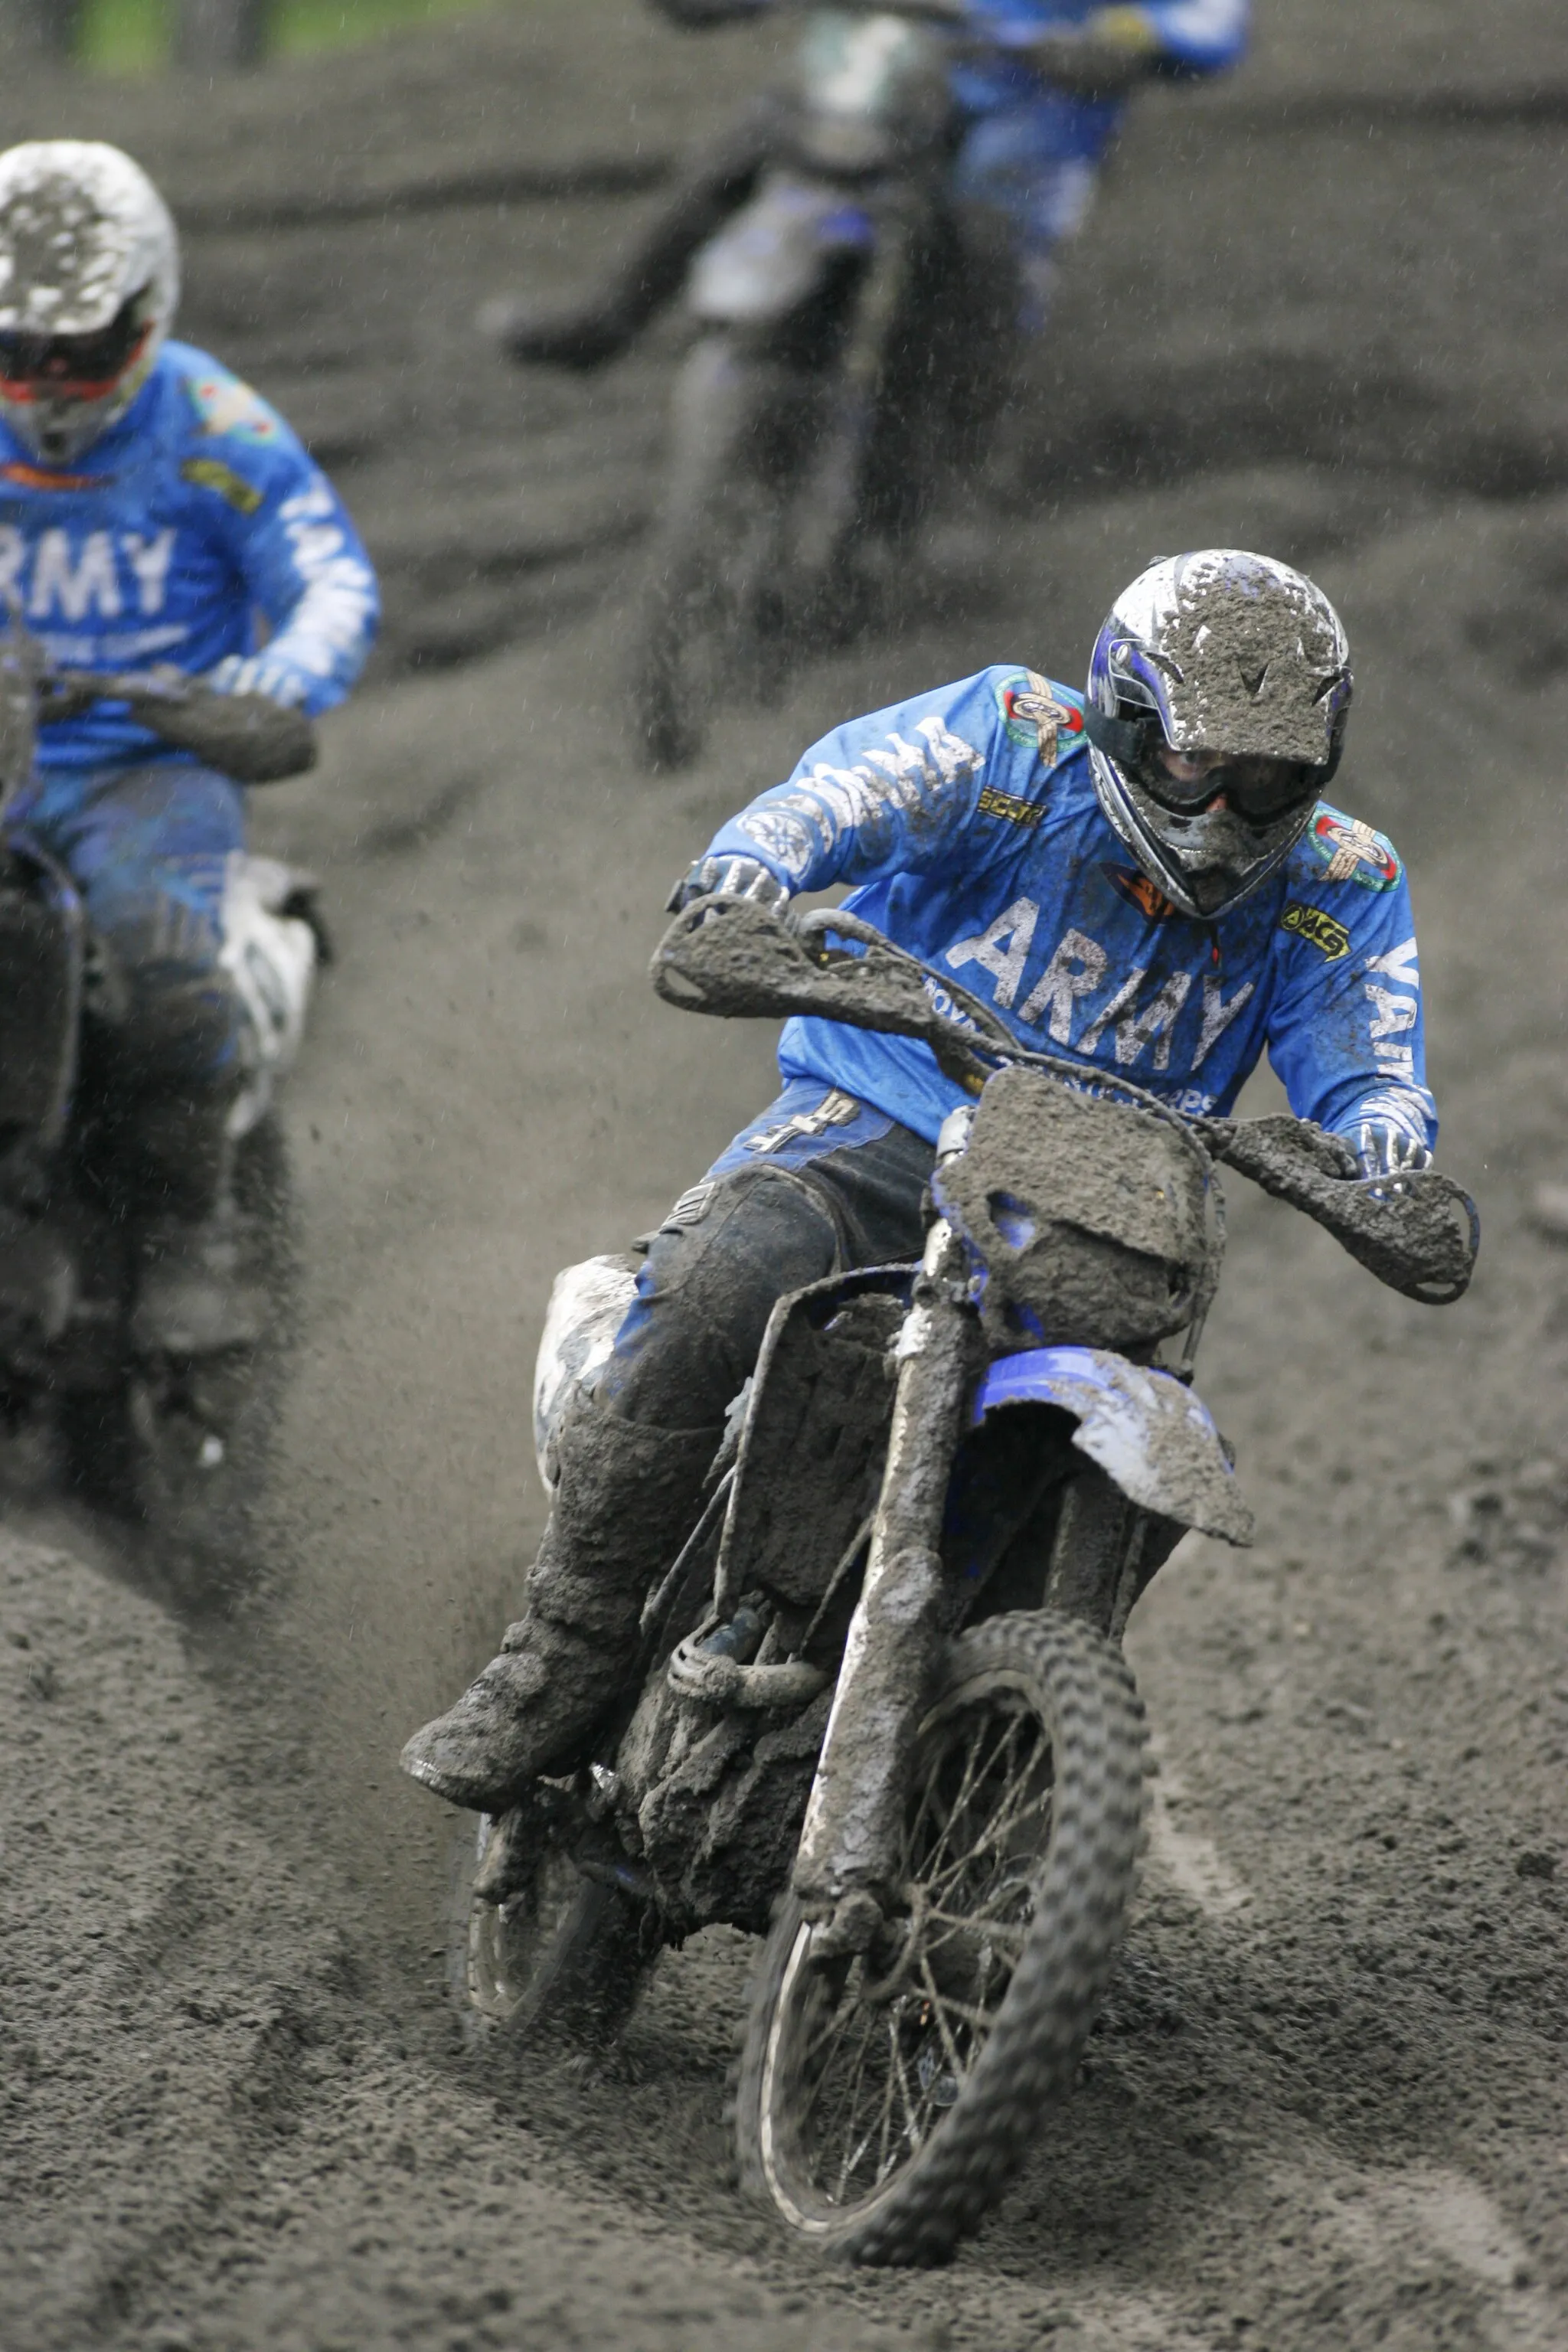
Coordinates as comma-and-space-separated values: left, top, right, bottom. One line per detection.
0, 1537, 912, 2352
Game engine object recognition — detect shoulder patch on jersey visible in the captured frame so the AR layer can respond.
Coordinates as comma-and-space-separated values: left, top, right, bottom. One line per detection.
1279, 900, 1351, 960
993, 669, 1086, 766
180, 456, 263, 514
1302, 808, 1402, 892
183, 366, 286, 450
977, 782, 1046, 829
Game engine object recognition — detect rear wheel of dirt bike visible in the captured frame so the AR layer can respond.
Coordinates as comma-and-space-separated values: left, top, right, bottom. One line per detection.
733, 1611, 1146, 2265
629, 334, 792, 771
65, 1115, 293, 1604
454, 1808, 658, 2050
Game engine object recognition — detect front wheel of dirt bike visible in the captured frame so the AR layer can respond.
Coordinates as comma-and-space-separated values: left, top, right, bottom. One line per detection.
628, 333, 792, 771
454, 1808, 658, 2052
733, 1611, 1146, 2265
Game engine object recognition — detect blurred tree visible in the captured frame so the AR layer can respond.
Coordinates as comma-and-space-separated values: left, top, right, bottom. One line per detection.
176, 0, 273, 66
0, 0, 86, 55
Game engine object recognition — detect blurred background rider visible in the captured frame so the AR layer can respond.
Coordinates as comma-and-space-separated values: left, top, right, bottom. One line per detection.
483, 0, 1250, 372
0, 140, 378, 1348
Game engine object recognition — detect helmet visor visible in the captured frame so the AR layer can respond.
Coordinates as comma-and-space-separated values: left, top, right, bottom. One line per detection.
0, 294, 153, 404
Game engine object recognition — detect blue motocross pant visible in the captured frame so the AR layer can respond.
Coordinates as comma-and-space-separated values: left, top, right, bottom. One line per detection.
951, 100, 1105, 331
599, 1080, 934, 1429
7, 758, 247, 1096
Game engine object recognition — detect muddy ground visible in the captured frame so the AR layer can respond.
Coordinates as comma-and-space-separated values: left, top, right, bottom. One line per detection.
3, 3, 1568, 2347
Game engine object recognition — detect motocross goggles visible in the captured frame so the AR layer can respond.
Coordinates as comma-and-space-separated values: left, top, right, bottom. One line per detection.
1083, 705, 1322, 828
0, 293, 153, 403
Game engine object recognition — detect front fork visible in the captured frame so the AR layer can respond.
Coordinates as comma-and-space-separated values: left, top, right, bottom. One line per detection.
792, 1220, 973, 1941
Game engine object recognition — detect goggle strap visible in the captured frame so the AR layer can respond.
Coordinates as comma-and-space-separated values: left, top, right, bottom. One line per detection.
1082, 703, 1152, 767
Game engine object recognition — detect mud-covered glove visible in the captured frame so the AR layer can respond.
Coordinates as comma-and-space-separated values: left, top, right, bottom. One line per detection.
33, 670, 103, 727
204, 652, 309, 709
1012, 5, 1164, 97
122, 664, 316, 785
665, 854, 793, 915
35, 662, 316, 782
1351, 1119, 1434, 1200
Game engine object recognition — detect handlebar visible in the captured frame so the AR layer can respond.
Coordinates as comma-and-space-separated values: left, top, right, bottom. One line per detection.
38, 664, 316, 787
2, 602, 316, 792
650, 893, 1480, 1305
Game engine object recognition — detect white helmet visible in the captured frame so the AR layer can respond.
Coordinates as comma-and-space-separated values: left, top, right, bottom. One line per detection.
1083, 550, 1354, 920
0, 142, 179, 467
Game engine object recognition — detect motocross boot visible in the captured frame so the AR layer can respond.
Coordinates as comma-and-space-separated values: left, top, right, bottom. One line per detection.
126, 1090, 270, 1357
400, 1396, 724, 1813
478, 102, 775, 371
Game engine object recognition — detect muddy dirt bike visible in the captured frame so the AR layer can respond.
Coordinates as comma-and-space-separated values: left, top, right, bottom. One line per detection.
631, 0, 1012, 769
458, 893, 1478, 2263
0, 609, 318, 1586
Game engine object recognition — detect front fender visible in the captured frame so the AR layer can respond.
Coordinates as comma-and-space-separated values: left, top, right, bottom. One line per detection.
970, 1344, 1253, 1547
688, 175, 874, 325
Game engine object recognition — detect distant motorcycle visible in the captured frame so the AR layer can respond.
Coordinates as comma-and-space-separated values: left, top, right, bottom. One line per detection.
457, 895, 1478, 2265
0, 609, 319, 1583
631, 1, 1008, 768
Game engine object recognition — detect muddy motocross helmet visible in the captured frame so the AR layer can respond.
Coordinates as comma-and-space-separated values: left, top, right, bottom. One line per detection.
0, 142, 179, 468
1084, 550, 1353, 920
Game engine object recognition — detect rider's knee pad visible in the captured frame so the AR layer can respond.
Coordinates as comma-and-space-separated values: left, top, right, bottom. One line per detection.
599, 1168, 842, 1426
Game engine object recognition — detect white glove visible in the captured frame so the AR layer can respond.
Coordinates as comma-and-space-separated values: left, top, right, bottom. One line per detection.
205, 652, 309, 709
667, 854, 792, 914
1352, 1119, 1433, 1199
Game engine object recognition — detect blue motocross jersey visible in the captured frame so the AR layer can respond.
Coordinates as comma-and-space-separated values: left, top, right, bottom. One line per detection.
0, 339, 379, 772
718, 0, 1248, 154
951, 1, 1249, 145
703, 666, 1437, 1155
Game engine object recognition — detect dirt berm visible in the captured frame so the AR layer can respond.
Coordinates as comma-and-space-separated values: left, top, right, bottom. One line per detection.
2, 4, 1566, 2347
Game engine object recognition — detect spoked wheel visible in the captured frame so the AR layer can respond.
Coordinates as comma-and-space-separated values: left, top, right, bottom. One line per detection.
733, 1612, 1146, 2265
629, 334, 799, 770
457, 1808, 657, 2050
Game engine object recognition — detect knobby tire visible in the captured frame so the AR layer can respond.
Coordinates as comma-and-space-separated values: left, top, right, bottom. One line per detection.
456, 1815, 656, 2053
731, 1610, 1146, 2265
